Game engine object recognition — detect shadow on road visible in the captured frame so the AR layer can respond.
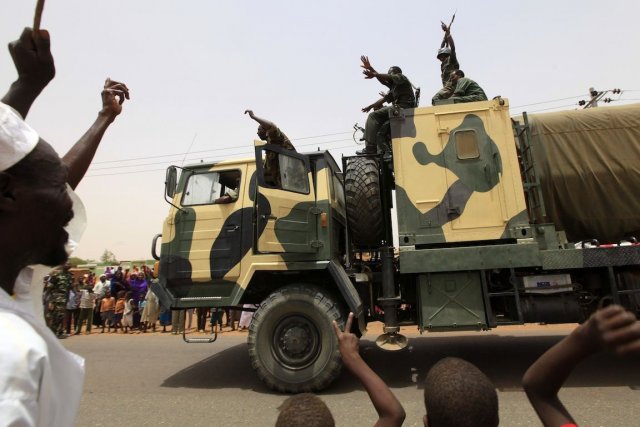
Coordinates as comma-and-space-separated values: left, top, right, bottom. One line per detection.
161, 333, 640, 394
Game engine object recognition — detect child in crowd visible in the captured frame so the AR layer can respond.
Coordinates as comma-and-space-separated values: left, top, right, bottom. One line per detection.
523, 304, 640, 427
332, 312, 406, 427
100, 290, 116, 333
420, 305, 639, 427
422, 357, 498, 427
276, 394, 335, 427
159, 303, 172, 333
122, 292, 134, 334
114, 290, 126, 333
274, 312, 405, 426
309, 305, 639, 427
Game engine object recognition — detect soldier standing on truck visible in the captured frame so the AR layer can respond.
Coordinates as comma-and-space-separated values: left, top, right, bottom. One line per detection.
432, 19, 460, 104
358, 56, 416, 157
449, 70, 488, 103
245, 109, 296, 187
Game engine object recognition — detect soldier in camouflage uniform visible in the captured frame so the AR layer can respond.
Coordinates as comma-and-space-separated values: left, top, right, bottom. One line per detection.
245, 109, 296, 187
359, 56, 416, 157
449, 70, 488, 103
45, 263, 72, 338
432, 22, 460, 104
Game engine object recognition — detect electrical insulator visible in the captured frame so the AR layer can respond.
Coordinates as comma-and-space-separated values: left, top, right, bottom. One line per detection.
613, 88, 621, 94
590, 90, 599, 97
603, 98, 612, 103
578, 100, 586, 106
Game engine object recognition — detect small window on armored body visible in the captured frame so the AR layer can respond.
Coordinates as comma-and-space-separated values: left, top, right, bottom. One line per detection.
182, 172, 221, 206
454, 130, 480, 160
279, 154, 310, 194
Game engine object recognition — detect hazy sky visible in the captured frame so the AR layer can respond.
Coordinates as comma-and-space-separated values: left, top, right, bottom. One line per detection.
2, 1, 639, 261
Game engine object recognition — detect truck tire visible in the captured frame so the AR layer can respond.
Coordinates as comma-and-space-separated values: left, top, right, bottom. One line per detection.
247, 285, 344, 393
345, 157, 384, 247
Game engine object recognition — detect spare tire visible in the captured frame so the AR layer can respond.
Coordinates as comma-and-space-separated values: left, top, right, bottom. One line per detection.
345, 157, 384, 247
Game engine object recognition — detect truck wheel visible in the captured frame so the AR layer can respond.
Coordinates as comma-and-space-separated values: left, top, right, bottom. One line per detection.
345, 157, 384, 247
247, 285, 344, 393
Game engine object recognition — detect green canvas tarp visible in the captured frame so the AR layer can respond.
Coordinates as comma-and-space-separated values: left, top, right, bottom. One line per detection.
528, 103, 640, 243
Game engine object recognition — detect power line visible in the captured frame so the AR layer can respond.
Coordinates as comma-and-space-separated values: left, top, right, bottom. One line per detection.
511, 95, 584, 109
89, 137, 354, 171
92, 131, 352, 165
84, 143, 358, 178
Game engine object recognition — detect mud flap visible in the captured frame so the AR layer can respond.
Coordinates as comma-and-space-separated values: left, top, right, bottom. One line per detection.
327, 259, 366, 334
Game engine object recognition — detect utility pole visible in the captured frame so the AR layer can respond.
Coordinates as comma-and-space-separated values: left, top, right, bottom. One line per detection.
582, 87, 603, 108
578, 87, 622, 108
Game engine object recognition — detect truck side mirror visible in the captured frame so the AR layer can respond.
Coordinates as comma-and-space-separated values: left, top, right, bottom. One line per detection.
166, 166, 178, 199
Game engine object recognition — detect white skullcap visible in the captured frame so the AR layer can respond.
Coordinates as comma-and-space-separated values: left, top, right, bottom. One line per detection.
0, 102, 39, 171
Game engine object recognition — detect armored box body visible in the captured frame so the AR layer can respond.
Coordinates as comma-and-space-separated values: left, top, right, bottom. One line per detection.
390, 99, 528, 247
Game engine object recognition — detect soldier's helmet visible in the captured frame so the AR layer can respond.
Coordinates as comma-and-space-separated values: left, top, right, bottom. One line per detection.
437, 46, 451, 59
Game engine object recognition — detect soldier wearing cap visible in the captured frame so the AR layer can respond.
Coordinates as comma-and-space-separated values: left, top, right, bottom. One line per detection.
432, 22, 460, 104
0, 27, 129, 426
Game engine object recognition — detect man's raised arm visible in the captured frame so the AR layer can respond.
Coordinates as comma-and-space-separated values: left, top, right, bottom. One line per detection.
1, 28, 55, 118
63, 78, 130, 189
244, 109, 275, 132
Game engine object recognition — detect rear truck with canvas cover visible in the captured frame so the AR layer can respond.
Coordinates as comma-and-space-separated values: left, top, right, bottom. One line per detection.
152, 99, 640, 393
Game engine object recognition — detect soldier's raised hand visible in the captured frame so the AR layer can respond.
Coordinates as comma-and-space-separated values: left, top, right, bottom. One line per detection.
362, 69, 376, 79
100, 78, 130, 120
360, 55, 373, 71
441, 21, 450, 33
244, 109, 255, 118
8, 27, 55, 89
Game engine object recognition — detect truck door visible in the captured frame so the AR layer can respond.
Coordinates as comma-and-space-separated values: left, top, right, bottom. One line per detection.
254, 143, 318, 253
177, 167, 244, 284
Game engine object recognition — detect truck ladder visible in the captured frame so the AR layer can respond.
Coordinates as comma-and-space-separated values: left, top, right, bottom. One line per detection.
513, 112, 547, 223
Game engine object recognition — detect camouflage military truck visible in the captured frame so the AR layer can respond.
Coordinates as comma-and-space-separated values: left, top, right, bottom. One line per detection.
152, 99, 640, 393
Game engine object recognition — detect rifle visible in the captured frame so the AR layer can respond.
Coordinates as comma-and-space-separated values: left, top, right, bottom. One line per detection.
440, 11, 456, 47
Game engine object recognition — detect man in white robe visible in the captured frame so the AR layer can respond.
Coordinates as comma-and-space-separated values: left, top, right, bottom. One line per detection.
0, 27, 129, 426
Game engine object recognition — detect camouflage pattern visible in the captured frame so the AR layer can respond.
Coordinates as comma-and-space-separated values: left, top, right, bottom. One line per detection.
391, 98, 527, 246
45, 271, 72, 336
384, 74, 416, 109
154, 149, 364, 327
450, 77, 488, 103
431, 81, 455, 104
440, 50, 459, 86
264, 126, 296, 187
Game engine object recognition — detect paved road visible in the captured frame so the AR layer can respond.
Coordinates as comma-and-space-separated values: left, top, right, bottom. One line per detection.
63, 325, 639, 427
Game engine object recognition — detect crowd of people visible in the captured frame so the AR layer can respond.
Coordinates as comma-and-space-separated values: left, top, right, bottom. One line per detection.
43, 264, 254, 338
276, 306, 640, 427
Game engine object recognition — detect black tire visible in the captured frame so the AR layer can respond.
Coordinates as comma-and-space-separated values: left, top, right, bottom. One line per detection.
345, 157, 384, 247
247, 285, 344, 393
